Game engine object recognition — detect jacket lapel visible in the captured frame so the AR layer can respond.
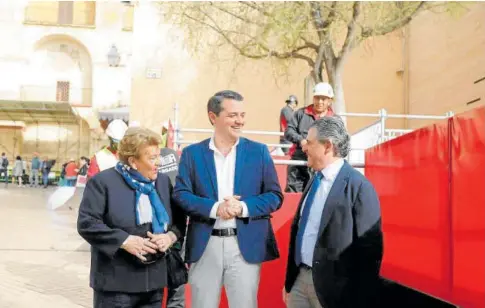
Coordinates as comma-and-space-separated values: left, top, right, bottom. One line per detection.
233, 138, 247, 196
293, 174, 315, 226
202, 141, 218, 198
317, 161, 351, 237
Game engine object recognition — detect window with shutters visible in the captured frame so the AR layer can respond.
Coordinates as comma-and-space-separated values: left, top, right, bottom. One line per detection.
57, 1, 73, 25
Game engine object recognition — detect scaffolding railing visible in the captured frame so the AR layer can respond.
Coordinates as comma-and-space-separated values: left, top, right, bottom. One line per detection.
172, 103, 453, 164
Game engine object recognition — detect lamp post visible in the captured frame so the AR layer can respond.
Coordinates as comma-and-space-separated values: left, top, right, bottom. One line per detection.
107, 44, 121, 67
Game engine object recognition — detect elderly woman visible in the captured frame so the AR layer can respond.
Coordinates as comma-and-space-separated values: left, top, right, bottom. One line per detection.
77, 127, 186, 308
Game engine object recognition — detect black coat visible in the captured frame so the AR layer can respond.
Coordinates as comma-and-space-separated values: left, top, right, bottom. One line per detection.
77, 168, 186, 293
285, 162, 384, 308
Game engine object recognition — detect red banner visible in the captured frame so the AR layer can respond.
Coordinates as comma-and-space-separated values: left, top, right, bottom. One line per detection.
366, 106, 485, 307
450, 107, 485, 307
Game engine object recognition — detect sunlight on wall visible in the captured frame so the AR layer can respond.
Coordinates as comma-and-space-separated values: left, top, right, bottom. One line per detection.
23, 125, 72, 142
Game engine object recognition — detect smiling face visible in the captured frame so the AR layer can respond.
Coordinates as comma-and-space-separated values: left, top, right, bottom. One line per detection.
304, 127, 335, 171
313, 95, 332, 114
128, 145, 160, 181
209, 98, 245, 141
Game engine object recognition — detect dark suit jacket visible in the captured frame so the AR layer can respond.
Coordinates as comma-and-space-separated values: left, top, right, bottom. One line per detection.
77, 168, 186, 293
285, 161, 383, 308
173, 137, 283, 264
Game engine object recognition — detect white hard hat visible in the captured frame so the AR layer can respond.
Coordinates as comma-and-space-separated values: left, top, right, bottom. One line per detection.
106, 119, 128, 141
162, 121, 169, 129
313, 82, 334, 98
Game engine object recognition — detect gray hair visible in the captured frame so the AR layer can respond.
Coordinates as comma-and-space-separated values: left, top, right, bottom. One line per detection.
310, 116, 351, 158
207, 90, 244, 124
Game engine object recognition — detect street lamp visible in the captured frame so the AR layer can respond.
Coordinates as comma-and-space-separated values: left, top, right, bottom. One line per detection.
107, 44, 121, 67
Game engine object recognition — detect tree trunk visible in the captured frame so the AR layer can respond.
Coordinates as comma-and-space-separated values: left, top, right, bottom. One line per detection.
325, 65, 346, 116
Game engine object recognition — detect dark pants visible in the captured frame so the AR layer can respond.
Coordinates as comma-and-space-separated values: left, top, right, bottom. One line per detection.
285, 151, 312, 193
94, 289, 163, 308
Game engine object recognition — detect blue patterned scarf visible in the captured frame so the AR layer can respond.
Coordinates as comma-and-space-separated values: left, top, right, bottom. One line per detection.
115, 162, 169, 234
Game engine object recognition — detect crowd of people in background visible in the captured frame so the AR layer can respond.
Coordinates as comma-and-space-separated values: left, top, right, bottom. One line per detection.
0, 151, 89, 188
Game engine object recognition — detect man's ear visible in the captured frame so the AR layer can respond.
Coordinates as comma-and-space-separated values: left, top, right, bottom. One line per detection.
208, 112, 217, 126
323, 140, 333, 155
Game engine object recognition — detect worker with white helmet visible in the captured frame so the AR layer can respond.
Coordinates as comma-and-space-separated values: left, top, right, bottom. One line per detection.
87, 119, 128, 178
284, 82, 335, 192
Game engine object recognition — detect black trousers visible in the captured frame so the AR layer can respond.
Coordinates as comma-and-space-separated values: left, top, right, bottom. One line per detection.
285, 151, 312, 193
94, 289, 163, 308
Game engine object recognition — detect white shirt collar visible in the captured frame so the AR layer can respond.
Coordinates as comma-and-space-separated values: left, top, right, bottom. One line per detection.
209, 136, 240, 154
319, 158, 345, 181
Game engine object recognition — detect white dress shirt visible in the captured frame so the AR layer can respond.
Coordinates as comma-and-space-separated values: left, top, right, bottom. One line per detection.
208, 137, 249, 229
300, 158, 344, 266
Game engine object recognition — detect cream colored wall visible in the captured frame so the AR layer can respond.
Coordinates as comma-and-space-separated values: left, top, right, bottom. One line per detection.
343, 33, 405, 133
72, 1, 96, 26
407, 3, 485, 128
0, 128, 23, 161
24, 1, 58, 24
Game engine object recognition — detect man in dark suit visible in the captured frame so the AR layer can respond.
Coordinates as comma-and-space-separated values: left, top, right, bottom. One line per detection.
173, 90, 283, 308
283, 116, 383, 308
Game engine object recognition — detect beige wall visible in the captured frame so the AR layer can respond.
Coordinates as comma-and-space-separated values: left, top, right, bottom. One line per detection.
343, 33, 406, 132
407, 3, 485, 128
0, 127, 23, 160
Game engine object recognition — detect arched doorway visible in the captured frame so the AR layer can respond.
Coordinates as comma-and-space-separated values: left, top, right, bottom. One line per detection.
27, 34, 93, 106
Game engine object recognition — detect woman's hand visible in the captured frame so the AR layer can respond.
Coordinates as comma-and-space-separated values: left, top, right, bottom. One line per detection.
147, 231, 177, 252
120, 235, 158, 262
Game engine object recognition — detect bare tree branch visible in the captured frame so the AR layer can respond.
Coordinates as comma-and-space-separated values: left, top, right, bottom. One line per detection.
362, 2, 425, 37
209, 3, 264, 27
309, 1, 336, 76
339, 1, 362, 60
321, 1, 338, 29
300, 36, 319, 51
238, 1, 271, 17
182, 10, 315, 67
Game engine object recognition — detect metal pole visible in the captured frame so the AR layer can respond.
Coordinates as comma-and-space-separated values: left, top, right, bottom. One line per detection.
379, 108, 387, 142
173, 103, 179, 149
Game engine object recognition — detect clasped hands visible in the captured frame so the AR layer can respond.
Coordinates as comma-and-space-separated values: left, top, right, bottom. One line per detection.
121, 231, 177, 262
217, 195, 243, 220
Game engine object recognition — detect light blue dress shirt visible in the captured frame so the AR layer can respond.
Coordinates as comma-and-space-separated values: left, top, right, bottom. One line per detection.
300, 158, 344, 266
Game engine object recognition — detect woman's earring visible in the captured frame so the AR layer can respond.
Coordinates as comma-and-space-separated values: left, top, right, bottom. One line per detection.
133, 165, 138, 170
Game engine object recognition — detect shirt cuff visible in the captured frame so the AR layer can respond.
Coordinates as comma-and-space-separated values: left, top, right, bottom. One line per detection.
210, 201, 221, 219
240, 201, 249, 218
120, 235, 130, 249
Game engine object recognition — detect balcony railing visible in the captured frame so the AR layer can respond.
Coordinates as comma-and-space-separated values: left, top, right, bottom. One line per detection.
18, 85, 92, 106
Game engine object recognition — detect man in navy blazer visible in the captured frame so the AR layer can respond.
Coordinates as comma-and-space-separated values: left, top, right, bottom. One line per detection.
284, 116, 383, 308
173, 90, 283, 308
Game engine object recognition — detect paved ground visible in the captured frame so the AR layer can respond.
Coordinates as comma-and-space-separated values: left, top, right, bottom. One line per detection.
0, 185, 92, 307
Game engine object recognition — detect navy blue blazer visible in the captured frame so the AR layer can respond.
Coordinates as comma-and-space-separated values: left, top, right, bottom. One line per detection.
173, 137, 283, 264
285, 161, 383, 308
77, 168, 186, 293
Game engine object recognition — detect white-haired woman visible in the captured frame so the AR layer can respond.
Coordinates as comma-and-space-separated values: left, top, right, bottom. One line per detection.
77, 127, 186, 308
